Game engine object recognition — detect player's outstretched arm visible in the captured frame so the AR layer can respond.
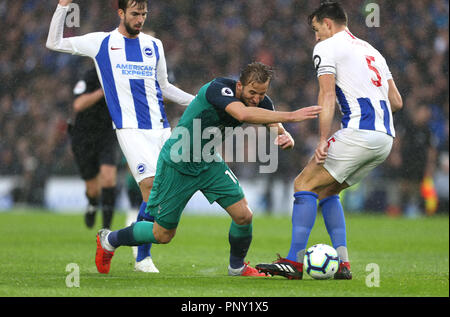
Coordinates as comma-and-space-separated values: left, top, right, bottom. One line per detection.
46, 1, 75, 53
225, 102, 321, 125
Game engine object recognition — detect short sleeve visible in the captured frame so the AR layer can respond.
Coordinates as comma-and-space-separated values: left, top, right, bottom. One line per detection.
312, 41, 336, 78
205, 79, 240, 110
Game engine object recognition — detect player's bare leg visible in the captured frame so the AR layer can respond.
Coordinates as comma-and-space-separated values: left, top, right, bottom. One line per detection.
293, 158, 337, 193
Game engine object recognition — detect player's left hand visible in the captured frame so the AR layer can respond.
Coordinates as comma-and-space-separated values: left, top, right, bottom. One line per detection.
275, 132, 294, 150
314, 139, 329, 164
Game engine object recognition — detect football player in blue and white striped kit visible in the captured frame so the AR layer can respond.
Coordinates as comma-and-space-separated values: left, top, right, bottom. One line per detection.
256, 2, 403, 280
47, 0, 195, 273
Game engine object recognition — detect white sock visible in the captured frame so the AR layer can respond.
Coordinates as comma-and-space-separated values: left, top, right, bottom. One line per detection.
336, 246, 349, 263
103, 232, 116, 252
296, 249, 306, 263
228, 264, 245, 275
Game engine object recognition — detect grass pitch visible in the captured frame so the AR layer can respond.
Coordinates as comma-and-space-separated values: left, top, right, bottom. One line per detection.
0, 210, 448, 298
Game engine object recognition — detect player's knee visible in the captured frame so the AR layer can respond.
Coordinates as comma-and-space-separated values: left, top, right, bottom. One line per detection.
154, 233, 172, 244
234, 210, 253, 226
154, 228, 175, 244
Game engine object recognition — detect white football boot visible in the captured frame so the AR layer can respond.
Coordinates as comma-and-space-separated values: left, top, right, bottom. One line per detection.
135, 256, 159, 273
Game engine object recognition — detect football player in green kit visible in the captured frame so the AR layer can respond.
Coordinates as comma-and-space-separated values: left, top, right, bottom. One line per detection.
95, 62, 322, 276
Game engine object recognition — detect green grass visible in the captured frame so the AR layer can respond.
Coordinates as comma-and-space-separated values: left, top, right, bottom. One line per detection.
0, 210, 448, 297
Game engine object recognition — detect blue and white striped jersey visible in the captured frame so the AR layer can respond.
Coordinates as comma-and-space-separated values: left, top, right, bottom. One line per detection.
47, 5, 194, 130
313, 29, 395, 137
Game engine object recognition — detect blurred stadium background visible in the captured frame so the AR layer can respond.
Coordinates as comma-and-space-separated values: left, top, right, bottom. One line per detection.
0, 0, 448, 217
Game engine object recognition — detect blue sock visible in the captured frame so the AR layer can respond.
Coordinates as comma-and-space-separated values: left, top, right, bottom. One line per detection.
320, 195, 347, 249
136, 201, 152, 262
286, 191, 318, 262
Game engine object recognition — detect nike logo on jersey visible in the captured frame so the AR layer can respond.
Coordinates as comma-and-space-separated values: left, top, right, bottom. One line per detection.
110, 47, 122, 50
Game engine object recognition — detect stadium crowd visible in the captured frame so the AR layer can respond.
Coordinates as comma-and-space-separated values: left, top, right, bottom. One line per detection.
0, 0, 448, 214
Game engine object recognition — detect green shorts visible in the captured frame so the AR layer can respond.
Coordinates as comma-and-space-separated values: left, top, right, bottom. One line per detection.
146, 157, 245, 229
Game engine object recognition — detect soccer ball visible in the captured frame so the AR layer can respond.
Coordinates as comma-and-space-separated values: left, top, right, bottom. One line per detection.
303, 244, 339, 280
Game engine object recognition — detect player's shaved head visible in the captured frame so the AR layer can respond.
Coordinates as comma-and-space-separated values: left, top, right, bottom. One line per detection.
239, 62, 274, 86
118, 0, 147, 12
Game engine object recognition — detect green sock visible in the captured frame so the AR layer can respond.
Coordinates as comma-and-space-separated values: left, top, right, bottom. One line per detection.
133, 221, 159, 244
229, 221, 253, 269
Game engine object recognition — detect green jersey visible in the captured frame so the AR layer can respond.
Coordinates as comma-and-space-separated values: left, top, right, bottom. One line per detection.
159, 77, 274, 176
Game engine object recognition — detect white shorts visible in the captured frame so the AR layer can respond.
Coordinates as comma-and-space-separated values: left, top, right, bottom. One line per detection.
116, 128, 171, 183
324, 128, 393, 186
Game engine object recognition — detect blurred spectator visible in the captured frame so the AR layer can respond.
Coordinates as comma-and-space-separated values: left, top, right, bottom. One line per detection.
397, 105, 439, 217
435, 152, 449, 213
0, 0, 448, 214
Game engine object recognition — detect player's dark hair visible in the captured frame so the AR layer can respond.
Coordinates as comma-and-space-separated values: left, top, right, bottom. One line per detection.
118, 0, 148, 12
239, 62, 274, 86
308, 1, 348, 26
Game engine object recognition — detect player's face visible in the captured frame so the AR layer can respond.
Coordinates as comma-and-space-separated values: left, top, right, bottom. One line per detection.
311, 17, 332, 42
121, 2, 148, 36
237, 80, 270, 107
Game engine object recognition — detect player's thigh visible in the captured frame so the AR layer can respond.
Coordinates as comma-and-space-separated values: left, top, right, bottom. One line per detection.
200, 161, 246, 220
116, 128, 171, 183
146, 158, 198, 230
294, 158, 338, 193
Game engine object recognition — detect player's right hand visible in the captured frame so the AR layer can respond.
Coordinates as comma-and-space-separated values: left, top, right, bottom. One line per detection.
292, 105, 322, 122
314, 139, 329, 164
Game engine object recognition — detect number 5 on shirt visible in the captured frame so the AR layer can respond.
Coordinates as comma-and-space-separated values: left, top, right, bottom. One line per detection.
365, 55, 382, 87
